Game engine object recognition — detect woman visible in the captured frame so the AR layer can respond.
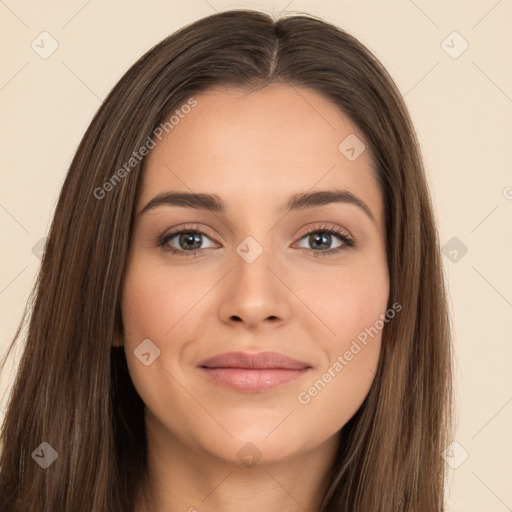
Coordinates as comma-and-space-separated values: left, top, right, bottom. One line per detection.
0, 9, 453, 511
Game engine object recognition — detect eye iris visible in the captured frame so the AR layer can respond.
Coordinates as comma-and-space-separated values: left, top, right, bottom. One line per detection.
180, 233, 202, 250
310, 233, 331, 250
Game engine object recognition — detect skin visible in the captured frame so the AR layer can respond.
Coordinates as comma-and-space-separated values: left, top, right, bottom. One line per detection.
120, 84, 389, 512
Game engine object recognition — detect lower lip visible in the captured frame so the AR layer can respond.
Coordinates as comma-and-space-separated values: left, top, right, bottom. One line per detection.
198, 367, 310, 392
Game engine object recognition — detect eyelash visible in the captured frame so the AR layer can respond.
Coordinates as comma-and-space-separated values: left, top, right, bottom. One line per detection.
157, 224, 356, 258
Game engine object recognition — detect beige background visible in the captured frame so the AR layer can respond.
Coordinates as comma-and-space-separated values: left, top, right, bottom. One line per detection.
1, 1, 511, 510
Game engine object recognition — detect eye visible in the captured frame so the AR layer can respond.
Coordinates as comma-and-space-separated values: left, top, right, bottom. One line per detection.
158, 226, 218, 257
157, 224, 355, 258
294, 225, 355, 257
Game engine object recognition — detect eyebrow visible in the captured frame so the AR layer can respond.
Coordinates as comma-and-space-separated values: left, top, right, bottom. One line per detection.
139, 189, 376, 224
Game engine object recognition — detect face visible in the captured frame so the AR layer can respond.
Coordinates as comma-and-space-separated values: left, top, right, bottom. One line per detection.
120, 84, 389, 466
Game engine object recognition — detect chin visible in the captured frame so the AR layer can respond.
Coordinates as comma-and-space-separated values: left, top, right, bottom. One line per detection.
195, 425, 308, 466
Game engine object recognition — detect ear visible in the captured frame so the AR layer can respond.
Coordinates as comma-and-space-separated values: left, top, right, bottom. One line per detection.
112, 335, 123, 348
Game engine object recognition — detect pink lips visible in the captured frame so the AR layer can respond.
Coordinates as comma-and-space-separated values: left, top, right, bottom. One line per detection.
196, 351, 311, 392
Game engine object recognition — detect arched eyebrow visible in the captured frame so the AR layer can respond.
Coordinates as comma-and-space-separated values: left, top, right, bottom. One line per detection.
139, 189, 376, 224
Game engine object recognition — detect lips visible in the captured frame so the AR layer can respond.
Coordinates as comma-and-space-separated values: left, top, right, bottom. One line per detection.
196, 351, 311, 370
196, 351, 312, 392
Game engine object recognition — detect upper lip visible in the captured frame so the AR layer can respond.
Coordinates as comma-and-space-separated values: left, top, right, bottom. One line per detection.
197, 351, 311, 370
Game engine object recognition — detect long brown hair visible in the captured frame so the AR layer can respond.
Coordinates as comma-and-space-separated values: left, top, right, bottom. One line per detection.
0, 9, 453, 511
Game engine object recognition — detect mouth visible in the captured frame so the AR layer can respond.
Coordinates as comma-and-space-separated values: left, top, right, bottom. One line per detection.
196, 351, 312, 393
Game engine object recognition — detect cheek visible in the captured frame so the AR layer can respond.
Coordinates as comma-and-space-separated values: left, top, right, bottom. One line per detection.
121, 259, 203, 341
120, 262, 178, 393
298, 253, 389, 345
120, 259, 214, 409
293, 257, 388, 430
122, 282, 166, 341
296, 338, 381, 441
296, 283, 387, 433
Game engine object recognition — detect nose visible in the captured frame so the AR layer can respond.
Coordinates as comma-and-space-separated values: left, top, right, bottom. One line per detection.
217, 241, 292, 330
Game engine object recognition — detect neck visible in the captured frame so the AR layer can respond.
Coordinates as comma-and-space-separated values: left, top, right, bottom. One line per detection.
134, 412, 339, 512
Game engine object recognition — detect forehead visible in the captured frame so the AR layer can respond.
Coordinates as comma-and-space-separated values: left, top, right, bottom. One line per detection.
138, 84, 383, 223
